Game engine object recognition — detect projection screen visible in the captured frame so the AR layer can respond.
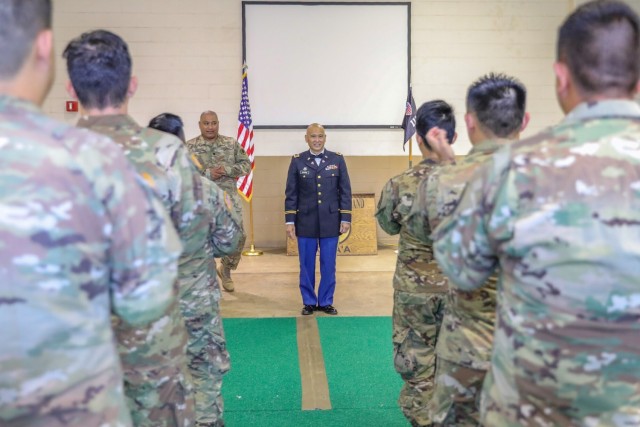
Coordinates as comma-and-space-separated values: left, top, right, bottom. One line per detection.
242, 2, 411, 129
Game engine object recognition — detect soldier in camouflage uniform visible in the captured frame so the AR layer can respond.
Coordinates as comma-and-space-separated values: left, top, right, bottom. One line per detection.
433, 1, 640, 425
0, 2, 182, 426
149, 112, 243, 426
417, 73, 529, 426
65, 31, 242, 427
186, 111, 251, 292
375, 100, 456, 427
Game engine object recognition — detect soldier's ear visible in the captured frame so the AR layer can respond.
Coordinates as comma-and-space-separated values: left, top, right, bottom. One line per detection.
66, 80, 78, 100
553, 61, 570, 97
127, 76, 138, 98
520, 112, 531, 132
464, 112, 475, 135
34, 29, 53, 68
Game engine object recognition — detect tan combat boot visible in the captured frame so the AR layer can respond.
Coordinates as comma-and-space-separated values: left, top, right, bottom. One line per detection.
217, 264, 235, 292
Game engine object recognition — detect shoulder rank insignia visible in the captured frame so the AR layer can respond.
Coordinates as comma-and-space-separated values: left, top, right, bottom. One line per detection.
293, 153, 300, 158
336, 152, 343, 156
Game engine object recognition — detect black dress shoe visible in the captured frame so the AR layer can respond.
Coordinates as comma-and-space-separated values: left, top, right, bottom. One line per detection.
301, 305, 316, 315
318, 305, 338, 315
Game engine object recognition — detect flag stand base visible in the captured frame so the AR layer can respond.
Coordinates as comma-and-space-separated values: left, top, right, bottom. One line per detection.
242, 244, 263, 256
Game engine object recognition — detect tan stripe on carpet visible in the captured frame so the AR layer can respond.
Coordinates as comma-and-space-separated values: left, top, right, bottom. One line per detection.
296, 316, 332, 410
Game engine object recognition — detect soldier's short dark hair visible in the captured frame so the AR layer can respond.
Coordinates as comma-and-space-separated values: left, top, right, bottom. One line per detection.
149, 113, 186, 142
63, 30, 132, 109
558, 0, 640, 96
466, 73, 527, 138
415, 100, 456, 149
0, 0, 51, 78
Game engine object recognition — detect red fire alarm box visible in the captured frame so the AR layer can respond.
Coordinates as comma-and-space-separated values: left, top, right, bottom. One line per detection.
66, 101, 78, 112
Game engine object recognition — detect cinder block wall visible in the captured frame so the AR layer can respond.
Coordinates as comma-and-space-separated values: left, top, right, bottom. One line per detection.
46, 0, 629, 248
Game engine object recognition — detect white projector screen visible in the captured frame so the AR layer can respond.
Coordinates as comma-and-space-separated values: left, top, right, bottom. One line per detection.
242, 2, 410, 129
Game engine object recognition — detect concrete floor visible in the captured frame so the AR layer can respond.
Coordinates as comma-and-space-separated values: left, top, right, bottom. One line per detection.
220, 247, 398, 318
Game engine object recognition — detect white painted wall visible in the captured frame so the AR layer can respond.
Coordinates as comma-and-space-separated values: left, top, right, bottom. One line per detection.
45, 0, 640, 157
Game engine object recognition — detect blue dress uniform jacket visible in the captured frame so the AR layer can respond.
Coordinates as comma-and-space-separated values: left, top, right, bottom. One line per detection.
285, 149, 352, 238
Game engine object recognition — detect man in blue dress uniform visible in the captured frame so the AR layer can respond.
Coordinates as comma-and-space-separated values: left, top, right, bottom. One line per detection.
285, 123, 352, 315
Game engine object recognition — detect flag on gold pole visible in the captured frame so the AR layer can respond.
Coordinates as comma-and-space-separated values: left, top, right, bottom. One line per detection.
236, 63, 262, 256
237, 63, 254, 201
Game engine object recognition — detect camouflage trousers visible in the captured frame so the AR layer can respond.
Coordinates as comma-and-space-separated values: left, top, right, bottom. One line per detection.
180, 271, 231, 426
1, 365, 133, 427
221, 192, 246, 270
393, 291, 446, 427
429, 358, 486, 426
114, 299, 195, 427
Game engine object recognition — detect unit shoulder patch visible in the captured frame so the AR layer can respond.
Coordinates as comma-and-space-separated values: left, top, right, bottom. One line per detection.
223, 191, 233, 211
190, 154, 203, 171
141, 172, 156, 189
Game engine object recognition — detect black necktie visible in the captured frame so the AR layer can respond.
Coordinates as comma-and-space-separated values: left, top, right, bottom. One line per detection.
312, 153, 323, 159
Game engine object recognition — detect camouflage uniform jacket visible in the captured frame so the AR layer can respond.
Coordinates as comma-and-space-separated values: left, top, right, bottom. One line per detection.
425, 139, 509, 370
375, 159, 447, 293
78, 116, 217, 278
434, 100, 640, 426
185, 134, 251, 195
404, 158, 451, 247
0, 96, 181, 425
78, 114, 241, 292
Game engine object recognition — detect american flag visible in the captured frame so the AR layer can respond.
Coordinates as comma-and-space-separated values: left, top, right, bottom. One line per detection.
236, 63, 255, 201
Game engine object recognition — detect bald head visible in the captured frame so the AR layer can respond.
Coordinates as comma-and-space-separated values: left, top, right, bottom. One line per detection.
306, 123, 325, 133
200, 110, 217, 120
